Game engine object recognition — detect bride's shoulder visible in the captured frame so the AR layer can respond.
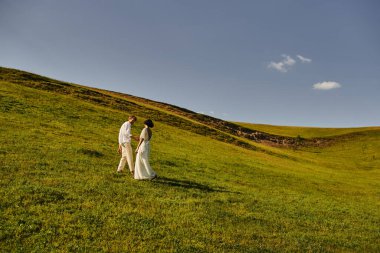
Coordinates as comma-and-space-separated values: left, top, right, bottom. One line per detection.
141, 128, 149, 136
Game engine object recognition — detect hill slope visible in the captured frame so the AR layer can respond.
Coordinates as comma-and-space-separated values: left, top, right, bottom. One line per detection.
1, 67, 379, 252
0, 67, 344, 148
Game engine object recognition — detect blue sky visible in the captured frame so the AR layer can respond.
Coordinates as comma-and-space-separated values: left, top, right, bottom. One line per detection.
1, 0, 379, 127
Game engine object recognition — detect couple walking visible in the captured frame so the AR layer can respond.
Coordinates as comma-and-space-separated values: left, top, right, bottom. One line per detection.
117, 115, 157, 180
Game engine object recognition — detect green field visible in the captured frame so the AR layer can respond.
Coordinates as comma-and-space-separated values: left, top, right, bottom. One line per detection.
1, 67, 379, 252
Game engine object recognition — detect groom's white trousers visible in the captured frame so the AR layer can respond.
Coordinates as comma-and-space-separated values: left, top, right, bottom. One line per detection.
117, 143, 134, 172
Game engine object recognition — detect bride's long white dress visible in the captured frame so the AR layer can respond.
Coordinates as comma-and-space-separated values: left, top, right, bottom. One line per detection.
134, 127, 157, 180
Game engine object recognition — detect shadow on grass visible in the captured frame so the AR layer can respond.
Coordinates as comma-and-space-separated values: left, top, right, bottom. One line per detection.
152, 176, 237, 193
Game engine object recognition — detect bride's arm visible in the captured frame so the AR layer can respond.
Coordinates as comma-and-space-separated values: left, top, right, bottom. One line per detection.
135, 137, 144, 153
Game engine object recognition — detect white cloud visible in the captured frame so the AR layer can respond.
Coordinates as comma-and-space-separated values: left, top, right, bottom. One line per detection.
268, 54, 313, 73
209, 111, 215, 115
313, 81, 341, 90
283, 55, 296, 66
268, 61, 287, 72
297, 54, 312, 63
268, 55, 296, 73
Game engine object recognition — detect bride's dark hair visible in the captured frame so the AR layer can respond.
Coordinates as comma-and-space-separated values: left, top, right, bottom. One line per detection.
144, 119, 154, 128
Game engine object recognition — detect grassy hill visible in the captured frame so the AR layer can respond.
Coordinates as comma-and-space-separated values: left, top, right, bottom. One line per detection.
236, 122, 380, 139
1, 67, 379, 252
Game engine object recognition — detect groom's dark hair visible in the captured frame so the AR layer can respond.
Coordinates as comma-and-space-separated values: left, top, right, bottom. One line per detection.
144, 119, 154, 128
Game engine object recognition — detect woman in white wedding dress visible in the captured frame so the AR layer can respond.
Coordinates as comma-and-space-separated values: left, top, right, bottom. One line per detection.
134, 119, 157, 180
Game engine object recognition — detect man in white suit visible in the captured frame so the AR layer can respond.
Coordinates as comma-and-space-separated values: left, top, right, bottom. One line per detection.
117, 115, 137, 174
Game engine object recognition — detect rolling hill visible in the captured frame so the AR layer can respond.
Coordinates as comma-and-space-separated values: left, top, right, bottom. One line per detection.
1, 67, 379, 252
